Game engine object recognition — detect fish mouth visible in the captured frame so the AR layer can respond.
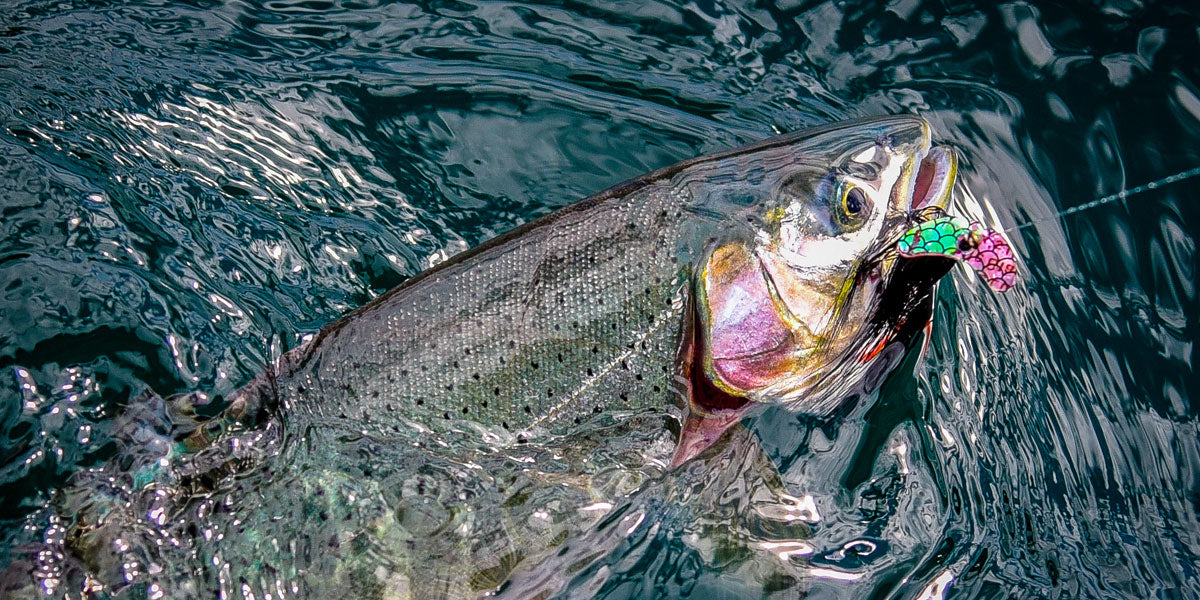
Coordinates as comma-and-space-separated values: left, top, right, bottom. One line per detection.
908, 144, 957, 213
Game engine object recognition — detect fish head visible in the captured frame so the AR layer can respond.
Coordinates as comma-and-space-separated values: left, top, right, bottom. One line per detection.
694, 115, 957, 407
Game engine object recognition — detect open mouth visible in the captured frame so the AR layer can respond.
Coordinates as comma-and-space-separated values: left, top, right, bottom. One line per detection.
909, 145, 957, 212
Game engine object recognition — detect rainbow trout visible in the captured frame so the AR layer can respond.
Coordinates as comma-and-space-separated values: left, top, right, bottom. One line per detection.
35, 115, 958, 599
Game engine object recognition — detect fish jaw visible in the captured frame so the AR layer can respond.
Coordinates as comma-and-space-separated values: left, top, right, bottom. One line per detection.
907, 145, 957, 214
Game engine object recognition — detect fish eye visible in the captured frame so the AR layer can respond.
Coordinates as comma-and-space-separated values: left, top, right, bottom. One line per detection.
844, 187, 865, 215
838, 184, 870, 229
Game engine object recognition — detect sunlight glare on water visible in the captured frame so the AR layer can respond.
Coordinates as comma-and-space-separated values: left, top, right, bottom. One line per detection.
0, 0, 1197, 598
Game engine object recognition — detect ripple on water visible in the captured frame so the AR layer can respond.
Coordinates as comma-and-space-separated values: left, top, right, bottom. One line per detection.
1, 0, 1199, 598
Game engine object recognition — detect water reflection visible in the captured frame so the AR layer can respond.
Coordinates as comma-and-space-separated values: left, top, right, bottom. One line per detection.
0, 0, 1197, 598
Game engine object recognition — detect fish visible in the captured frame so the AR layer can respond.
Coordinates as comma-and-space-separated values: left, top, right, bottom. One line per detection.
23, 115, 959, 599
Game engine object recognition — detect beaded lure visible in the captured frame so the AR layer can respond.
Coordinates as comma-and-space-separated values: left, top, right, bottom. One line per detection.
897, 217, 1017, 292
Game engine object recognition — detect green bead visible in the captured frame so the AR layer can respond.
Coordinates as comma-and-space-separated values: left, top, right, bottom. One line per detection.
899, 216, 972, 257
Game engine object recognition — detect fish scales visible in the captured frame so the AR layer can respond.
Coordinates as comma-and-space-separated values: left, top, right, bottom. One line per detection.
275, 182, 705, 438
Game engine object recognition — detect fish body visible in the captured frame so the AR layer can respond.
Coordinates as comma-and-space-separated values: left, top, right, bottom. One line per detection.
31, 115, 960, 599
224, 114, 956, 441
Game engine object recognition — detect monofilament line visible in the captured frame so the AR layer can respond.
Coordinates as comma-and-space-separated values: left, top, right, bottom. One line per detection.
1004, 164, 1200, 233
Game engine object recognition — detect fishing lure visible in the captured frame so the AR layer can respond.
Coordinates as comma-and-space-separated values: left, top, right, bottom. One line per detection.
898, 217, 1017, 292
893, 163, 1200, 293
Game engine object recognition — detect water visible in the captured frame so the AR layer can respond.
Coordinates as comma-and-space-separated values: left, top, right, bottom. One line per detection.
0, 0, 1197, 597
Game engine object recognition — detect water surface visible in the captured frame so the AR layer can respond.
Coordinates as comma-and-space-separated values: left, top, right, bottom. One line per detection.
1, 0, 1197, 597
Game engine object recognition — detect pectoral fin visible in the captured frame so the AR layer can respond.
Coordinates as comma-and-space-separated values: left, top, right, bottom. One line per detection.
672, 293, 751, 467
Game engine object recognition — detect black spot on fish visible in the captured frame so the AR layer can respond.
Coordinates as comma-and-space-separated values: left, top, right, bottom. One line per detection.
572, 320, 580, 328
517, 435, 527, 444
386, 403, 394, 411
653, 385, 661, 393
557, 353, 563, 363
546, 389, 554, 397
453, 360, 460, 368
531, 361, 539, 369
431, 342, 437, 350
619, 392, 628, 401
372, 390, 380, 398
593, 406, 602, 414
446, 384, 454, 391
494, 387, 500, 396
443, 412, 450, 419
462, 406, 468, 414
621, 360, 629, 370
401, 369, 408, 377
499, 356, 506, 365
416, 399, 424, 406
524, 405, 532, 414
482, 400, 488, 408
508, 340, 516, 349
502, 421, 510, 430
574, 417, 581, 424
591, 346, 599, 354
587, 367, 594, 376
554, 324, 561, 331
472, 373, 481, 380
635, 374, 643, 381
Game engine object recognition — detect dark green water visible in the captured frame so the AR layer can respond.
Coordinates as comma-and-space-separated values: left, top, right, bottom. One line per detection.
1, 0, 1197, 597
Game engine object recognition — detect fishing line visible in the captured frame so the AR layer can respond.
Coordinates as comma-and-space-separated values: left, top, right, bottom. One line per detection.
1002, 164, 1200, 233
